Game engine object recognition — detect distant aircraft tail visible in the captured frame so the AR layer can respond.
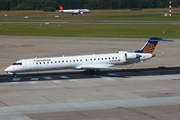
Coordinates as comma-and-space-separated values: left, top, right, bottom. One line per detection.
58, 4, 64, 10
135, 37, 173, 54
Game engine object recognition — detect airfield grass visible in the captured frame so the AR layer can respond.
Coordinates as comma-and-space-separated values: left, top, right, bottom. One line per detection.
0, 23, 179, 38
1, 8, 180, 21
1, 8, 180, 38
1, 13, 180, 21
4, 13, 179, 21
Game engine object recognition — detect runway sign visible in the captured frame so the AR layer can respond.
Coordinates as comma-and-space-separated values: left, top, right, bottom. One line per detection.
12, 78, 21, 81
107, 73, 120, 77
43, 76, 54, 80
94, 74, 102, 78
31, 78, 39, 81
59, 76, 69, 79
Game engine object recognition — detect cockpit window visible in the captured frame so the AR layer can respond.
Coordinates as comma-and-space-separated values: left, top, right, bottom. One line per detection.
12, 63, 22, 65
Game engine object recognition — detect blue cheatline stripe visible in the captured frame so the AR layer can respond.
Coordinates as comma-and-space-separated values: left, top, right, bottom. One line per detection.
43, 76, 54, 80
31, 78, 39, 81
59, 76, 69, 79
12, 78, 21, 81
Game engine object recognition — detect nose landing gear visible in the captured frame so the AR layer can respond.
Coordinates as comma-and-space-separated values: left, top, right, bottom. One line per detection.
7, 72, 17, 77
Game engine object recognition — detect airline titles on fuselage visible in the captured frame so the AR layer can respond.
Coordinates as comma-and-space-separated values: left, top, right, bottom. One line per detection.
35, 59, 51, 62
34, 57, 121, 65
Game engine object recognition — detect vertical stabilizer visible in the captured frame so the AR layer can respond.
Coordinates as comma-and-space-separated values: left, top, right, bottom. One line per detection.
58, 4, 64, 10
135, 37, 173, 54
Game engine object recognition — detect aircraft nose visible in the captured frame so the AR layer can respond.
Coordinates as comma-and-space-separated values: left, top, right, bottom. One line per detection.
4, 67, 10, 72
4, 66, 14, 72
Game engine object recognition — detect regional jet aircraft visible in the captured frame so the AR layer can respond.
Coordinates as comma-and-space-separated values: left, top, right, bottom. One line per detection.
58, 4, 90, 15
5, 37, 173, 77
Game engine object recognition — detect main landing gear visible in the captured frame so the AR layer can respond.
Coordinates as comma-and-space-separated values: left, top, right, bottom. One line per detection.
83, 69, 101, 75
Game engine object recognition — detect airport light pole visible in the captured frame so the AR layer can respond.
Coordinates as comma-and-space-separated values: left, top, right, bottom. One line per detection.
169, 0, 172, 16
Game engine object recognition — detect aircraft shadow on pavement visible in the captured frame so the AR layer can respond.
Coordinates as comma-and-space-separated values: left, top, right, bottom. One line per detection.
0, 66, 180, 83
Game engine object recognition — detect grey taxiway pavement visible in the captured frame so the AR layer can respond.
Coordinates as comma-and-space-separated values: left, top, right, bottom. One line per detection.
0, 36, 180, 120
0, 74, 180, 120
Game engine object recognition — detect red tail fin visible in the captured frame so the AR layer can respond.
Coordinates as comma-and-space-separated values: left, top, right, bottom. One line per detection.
58, 4, 64, 10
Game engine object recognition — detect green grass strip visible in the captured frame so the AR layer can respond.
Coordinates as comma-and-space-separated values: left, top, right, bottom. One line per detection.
0, 23, 179, 38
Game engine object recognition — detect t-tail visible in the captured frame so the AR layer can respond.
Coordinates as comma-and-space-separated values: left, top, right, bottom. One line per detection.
135, 37, 173, 54
58, 4, 64, 10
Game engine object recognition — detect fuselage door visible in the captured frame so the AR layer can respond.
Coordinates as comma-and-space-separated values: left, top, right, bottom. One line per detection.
24, 59, 32, 71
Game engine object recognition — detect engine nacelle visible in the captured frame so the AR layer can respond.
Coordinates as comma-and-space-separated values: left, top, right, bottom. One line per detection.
125, 53, 141, 59
117, 51, 128, 54
79, 12, 83, 15
117, 51, 141, 59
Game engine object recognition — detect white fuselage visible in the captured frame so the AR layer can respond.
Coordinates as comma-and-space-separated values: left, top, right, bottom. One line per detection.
59, 9, 90, 14
5, 51, 153, 74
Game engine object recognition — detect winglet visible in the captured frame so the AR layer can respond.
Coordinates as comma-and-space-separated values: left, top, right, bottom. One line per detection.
135, 37, 173, 54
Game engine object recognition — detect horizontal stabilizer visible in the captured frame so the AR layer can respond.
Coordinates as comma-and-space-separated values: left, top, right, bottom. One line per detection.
148, 37, 173, 42
135, 37, 173, 54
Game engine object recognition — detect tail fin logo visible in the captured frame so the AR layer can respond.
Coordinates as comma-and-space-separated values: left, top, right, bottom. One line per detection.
143, 41, 157, 54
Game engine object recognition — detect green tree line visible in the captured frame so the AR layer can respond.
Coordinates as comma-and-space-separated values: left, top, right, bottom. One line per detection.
0, 0, 180, 10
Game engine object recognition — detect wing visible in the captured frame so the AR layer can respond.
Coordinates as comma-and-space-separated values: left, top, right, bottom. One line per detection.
75, 64, 114, 70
